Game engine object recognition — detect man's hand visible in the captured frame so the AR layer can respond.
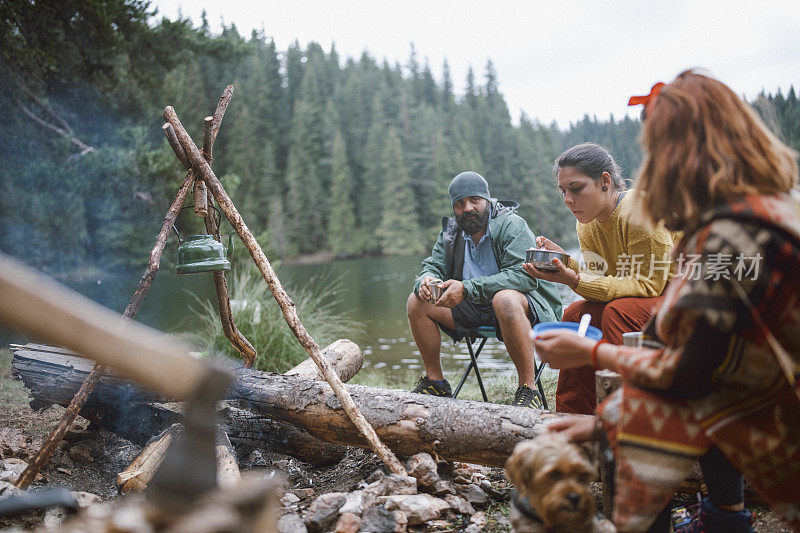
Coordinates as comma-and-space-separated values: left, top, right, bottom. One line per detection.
435, 279, 464, 308
417, 276, 435, 302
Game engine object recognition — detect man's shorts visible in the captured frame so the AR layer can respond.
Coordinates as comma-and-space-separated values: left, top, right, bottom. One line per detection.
438, 293, 540, 342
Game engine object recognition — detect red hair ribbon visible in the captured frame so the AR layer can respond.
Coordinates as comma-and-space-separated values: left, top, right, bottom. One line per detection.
628, 82, 665, 107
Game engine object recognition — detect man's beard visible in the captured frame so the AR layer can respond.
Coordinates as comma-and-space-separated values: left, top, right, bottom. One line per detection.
456, 204, 491, 235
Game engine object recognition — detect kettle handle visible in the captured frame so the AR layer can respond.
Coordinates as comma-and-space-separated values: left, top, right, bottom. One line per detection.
173, 204, 225, 244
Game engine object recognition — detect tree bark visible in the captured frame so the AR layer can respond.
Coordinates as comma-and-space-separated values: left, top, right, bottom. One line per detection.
12, 346, 578, 468
162, 105, 406, 476
13, 172, 195, 489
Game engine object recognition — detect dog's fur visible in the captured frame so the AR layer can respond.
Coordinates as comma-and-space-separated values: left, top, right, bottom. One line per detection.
505, 433, 616, 533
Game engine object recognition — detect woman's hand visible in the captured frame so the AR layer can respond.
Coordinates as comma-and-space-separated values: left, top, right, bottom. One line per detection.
522, 258, 579, 288
546, 415, 600, 443
532, 330, 595, 369
536, 236, 566, 254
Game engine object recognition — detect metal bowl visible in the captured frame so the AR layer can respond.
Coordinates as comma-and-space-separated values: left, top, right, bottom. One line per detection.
525, 249, 569, 272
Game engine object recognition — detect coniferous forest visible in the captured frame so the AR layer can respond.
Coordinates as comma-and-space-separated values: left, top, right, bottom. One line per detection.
2, 1, 799, 275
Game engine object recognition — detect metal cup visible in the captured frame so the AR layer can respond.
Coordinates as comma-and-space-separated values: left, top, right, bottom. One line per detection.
622, 332, 643, 348
428, 280, 444, 303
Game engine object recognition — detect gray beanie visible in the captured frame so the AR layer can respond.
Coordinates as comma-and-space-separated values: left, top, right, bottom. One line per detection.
448, 171, 490, 206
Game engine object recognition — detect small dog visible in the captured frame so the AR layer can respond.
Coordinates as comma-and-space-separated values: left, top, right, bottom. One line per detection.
506, 433, 616, 533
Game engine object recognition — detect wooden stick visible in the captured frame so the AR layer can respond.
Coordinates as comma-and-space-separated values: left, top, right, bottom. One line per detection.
14, 173, 195, 489
163, 105, 407, 476
162, 123, 190, 170
196, 88, 256, 367
193, 180, 208, 217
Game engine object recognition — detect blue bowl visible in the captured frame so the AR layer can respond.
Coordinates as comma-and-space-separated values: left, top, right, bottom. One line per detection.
532, 321, 603, 341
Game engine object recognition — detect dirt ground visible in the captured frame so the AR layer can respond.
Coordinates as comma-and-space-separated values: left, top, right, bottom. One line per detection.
0, 350, 793, 532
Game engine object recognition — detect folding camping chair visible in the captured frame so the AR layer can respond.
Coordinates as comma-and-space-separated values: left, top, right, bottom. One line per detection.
451, 325, 549, 409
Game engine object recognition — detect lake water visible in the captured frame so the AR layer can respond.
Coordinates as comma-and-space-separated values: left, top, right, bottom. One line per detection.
2, 254, 578, 384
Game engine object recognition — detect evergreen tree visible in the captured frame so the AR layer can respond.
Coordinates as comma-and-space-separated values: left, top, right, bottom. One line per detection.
377, 128, 424, 254
327, 132, 358, 255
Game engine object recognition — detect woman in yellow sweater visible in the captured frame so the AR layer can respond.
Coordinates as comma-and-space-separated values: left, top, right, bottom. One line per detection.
523, 143, 676, 414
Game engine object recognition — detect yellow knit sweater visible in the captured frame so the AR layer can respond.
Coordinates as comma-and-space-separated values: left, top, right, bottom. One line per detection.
566, 192, 677, 302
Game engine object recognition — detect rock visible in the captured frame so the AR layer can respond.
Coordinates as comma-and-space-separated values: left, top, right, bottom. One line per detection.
0, 480, 22, 498
457, 484, 489, 509
335, 511, 362, 533
278, 512, 308, 533
479, 479, 508, 501
405, 453, 439, 492
108, 505, 153, 533
294, 488, 316, 500
444, 495, 475, 515
68, 440, 104, 463
304, 492, 347, 533
425, 519, 454, 531
72, 491, 102, 508
365, 469, 386, 484
470, 511, 487, 528
0, 458, 27, 483
0, 428, 41, 459
432, 479, 456, 497
464, 524, 481, 533
43, 507, 69, 528
381, 494, 450, 525
281, 492, 301, 507
359, 506, 407, 532
339, 490, 363, 516
362, 474, 417, 509
452, 463, 489, 484
492, 511, 511, 527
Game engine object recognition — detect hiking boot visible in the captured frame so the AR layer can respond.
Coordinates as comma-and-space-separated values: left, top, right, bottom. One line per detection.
512, 385, 544, 409
411, 376, 452, 397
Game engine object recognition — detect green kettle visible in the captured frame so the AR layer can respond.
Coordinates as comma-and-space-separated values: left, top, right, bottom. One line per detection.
174, 206, 234, 274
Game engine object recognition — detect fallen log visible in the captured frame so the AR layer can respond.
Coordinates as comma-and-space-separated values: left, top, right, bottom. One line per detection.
12, 347, 577, 468
11, 340, 362, 464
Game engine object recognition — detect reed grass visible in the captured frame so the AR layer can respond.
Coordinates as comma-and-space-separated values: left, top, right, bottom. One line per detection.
189, 266, 362, 373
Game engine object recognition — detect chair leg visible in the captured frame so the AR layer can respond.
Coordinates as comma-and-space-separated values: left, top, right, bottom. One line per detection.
453, 336, 488, 402
533, 359, 549, 410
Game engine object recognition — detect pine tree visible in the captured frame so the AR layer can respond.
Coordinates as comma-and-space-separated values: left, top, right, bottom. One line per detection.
327, 132, 358, 255
358, 93, 388, 253
377, 128, 424, 254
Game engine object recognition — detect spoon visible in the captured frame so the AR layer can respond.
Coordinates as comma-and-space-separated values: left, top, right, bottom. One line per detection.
577, 313, 592, 337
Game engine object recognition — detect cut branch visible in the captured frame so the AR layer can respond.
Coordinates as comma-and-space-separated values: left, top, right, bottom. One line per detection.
162, 123, 190, 170
163, 104, 406, 476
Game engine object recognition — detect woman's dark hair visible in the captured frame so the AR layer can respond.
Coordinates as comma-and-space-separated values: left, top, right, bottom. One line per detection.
553, 143, 626, 191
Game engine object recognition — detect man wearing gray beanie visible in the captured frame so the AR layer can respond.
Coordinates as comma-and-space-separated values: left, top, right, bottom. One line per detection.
407, 171, 563, 408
